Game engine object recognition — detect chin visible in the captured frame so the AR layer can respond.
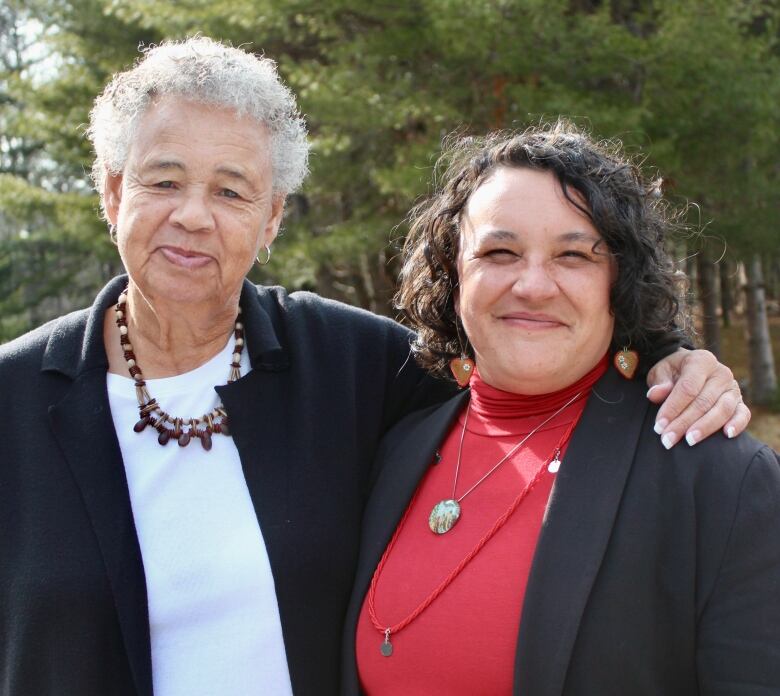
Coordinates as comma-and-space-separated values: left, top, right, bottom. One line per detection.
136, 271, 223, 307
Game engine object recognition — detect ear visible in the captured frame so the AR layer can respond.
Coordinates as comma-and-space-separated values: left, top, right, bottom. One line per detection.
104, 171, 123, 225
262, 194, 286, 247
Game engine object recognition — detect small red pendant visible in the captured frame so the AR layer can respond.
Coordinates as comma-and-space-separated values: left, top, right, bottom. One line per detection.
613, 349, 639, 380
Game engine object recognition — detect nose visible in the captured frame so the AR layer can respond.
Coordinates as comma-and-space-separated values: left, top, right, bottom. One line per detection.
168, 188, 216, 232
510, 259, 559, 302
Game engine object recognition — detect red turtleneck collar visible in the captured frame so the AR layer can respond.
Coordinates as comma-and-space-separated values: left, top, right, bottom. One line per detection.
468, 354, 610, 420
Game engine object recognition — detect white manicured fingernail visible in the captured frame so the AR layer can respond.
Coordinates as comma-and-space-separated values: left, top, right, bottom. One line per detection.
662, 433, 676, 450
654, 418, 668, 435
646, 382, 672, 399
726, 426, 736, 439
685, 430, 700, 447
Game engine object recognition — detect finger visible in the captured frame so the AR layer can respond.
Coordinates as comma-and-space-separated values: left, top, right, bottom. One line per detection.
653, 372, 707, 438
646, 382, 673, 404
723, 401, 752, 439
653, 350, 730, 435
676, 383, 743, 446
646, 349, 685, 393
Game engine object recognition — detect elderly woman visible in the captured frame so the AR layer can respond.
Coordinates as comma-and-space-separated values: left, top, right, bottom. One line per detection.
0, 38, 752, 696
343, 125, 780, 694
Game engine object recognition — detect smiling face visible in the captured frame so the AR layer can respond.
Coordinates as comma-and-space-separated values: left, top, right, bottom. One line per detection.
104, 96, 284, 309
456, 166, 615, 395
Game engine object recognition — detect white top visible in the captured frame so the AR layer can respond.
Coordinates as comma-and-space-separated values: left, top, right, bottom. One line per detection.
107, 337, 293, 696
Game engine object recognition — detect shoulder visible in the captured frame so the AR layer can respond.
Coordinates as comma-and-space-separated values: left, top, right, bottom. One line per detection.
248, 283, 414, 348
377, 391, 466, 452
0, 308, 88, 375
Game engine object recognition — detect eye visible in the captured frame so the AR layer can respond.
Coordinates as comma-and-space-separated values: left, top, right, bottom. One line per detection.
155, 180, 176, 189
559, 249, 594, 262
483, 248, 517, 257
481, 248, 519, 262
220, 188, 240, 199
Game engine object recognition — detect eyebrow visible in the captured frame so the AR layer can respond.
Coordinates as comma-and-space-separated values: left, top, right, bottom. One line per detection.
142, 160, 254, 188
143, 158, 185, 172
481, 229, 601, 243
556, 230, 602, 244
215, 166, 253, 187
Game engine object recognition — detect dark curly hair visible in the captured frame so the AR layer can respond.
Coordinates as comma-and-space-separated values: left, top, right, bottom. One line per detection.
396, 120, 689, 379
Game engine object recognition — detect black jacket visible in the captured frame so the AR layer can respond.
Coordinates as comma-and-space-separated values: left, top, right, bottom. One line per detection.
342, 368, 780, 695
0, 276, 452, 696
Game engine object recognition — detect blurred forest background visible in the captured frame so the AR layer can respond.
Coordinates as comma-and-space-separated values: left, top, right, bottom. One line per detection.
1, 0, 778, 442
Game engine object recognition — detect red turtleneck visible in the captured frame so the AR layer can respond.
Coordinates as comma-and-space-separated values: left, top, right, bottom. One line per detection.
356, 356, 609, 695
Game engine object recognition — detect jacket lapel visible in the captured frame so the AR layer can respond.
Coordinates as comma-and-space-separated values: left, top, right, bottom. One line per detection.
514, 369, 649, 696
48, 372, 152, 696
341, 391, 469, 691
45, 276, 153, 696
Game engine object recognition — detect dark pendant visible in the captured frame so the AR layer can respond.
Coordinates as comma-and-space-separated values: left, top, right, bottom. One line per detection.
200, 431, 212, 451
220, 419, 230, 436
133, 416, 150, 433
178, 432, 191, 447
429, 499, 461, 534
158, 429, 171, 445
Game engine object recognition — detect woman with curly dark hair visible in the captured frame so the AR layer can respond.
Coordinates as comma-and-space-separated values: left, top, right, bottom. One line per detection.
341, 123, 780, 694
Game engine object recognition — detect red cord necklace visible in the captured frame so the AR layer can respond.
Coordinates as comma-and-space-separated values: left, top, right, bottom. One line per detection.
367, 400, 585, 657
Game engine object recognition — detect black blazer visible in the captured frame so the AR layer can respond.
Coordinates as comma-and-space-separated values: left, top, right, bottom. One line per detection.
0, 276, 453, 696
342, 368, 780, 695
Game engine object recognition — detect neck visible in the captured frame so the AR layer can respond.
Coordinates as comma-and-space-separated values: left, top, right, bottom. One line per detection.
104, 281, 241, 378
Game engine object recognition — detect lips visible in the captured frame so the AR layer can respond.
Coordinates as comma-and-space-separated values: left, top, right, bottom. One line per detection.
159, 246, 213, 269
499, 312, 566, 329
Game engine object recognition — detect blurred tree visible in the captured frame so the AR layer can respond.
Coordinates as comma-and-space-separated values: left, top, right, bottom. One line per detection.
3, 0, 779, 404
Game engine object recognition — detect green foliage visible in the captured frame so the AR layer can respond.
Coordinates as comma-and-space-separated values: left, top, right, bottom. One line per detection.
2, 0, 779, 341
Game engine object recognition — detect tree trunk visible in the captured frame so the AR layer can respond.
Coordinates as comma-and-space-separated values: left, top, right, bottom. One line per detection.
696, 250, 721, 357
719, 258, 734, 328
744, 254, 777, 405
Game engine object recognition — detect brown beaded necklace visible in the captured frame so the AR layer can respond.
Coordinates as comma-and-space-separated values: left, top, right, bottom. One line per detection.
114, 287, 243, 451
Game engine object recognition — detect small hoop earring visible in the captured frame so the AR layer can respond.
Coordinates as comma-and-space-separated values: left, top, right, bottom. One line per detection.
256, 244, 272, 266
108, 224, 117, 245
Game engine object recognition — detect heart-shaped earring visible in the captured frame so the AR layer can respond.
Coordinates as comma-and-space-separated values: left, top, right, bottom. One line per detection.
613, 347, 639, 380
449, 355, 475, 388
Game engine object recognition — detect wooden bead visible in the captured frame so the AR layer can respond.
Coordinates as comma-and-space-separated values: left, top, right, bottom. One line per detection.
133, 416, 150, 433
116, 288, 238, 452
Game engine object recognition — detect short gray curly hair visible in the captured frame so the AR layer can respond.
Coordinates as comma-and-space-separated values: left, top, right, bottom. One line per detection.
87, 36, 309, 213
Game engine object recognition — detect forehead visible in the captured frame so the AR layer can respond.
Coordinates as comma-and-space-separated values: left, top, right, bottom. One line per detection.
463, 166, 595, 237
128, 96, 272, 171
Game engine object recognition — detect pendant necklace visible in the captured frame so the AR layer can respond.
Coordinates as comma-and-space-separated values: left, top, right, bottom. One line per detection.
428, 390, 583, 534
369, 398, 586, 656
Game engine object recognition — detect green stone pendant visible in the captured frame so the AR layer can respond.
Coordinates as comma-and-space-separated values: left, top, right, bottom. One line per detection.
429, 499, 461, 534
